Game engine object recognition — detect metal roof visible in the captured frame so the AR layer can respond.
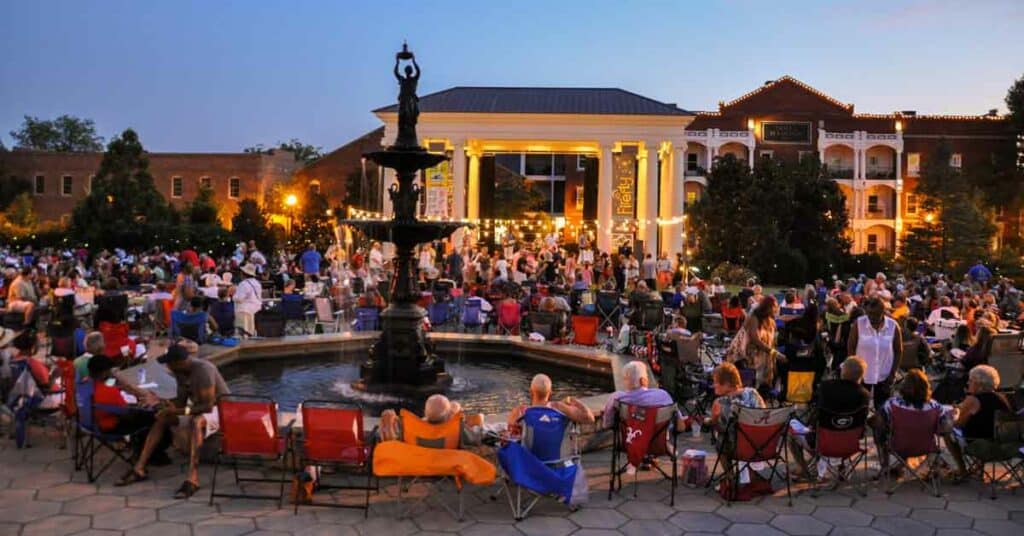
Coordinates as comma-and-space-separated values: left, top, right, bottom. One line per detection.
373, 87, 692, 116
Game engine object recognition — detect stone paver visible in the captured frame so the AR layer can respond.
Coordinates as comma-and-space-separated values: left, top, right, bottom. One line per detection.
871, 515, 939, 536
619, 519, 680, 536
771, 513, 834, 535
814, 505, 874, 526
668, 511, 730, 532
514, 515, 577, 536
62, 494, 126, 515
569, 507, 629, 529
911, 509, 974, 529
726, 523, 788, 536
124, 521, 192, 536
92, 507, 158, 531
20, 514, 91, 536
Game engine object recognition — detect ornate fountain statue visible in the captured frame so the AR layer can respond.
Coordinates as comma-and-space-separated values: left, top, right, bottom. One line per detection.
339, 43, 467, 393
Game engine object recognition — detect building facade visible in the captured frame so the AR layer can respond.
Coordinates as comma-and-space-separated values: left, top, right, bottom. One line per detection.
0, 150, 298, 228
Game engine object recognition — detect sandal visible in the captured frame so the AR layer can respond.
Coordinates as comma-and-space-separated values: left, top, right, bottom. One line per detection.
115, 468, 148, 487
174, 481, 199, 499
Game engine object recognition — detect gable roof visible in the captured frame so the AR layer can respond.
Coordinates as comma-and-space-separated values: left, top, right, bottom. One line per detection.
719, 75, 855, 113
374, 87, 692, 116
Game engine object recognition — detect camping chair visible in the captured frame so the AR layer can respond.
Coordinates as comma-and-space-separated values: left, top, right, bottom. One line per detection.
97, 321, 136, 364
154, 299, 173, 336
496, 406, 584, 520
353, 307, 380, 331
635, 300, 667, 333
707, 405, 794, 505
209, 394, 295, 508
170, 310, 208, 344
497, 301, 522, 336
427, 301, 453, 331
609, 402, 680, 505
674, 336, 713, 419
6, 359, 68, 449
393, 409, 468, 520
527, 311, 559, 341
884, 405, 944, 497
460, 298, 483, 334
571, 315, 598, 346
72, 378, 146, 482
312, 297, 343, 334
807, 406, 869, 497
960, 411, 1024, 499
294, 401, 377, 516
281, 294, 312, 335
95, 293, 128, 325
931, 318, 962, 342
209, 300, 236, 337
900, 338, 922, 371
596, 291, 621, 331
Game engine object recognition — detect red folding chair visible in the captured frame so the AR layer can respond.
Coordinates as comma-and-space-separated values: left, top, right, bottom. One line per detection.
209, 395, 294, 508
294, 401, 377, 516
497, 301, 521, 336
885, 405, 944, 497
708, 405, 794, 505
609, 402, 679, 505
98, 321, 135, 366
571, 315, 598, 346
808, 406, 869, 497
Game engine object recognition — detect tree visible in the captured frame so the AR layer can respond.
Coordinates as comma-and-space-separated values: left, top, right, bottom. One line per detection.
2, 192, 36, 230
70, 129, 174, 249
493, 168, 545, 219
1007, 73, 1024, 149
231, 198, 277, 254
0, 166, 31, 210
245, 139, 323, 165
185, 186, 220, 225
10, 114, 104, 152
291, 188, 336, 251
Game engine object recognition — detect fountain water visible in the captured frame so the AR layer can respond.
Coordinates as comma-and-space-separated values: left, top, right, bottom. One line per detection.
339, 43, 467, 394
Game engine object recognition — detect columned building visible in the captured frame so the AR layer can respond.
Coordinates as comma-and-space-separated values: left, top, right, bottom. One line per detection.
371, 87, 694, 256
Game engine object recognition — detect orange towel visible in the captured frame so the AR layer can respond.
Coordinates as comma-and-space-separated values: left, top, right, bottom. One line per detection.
372, 440, 496, 486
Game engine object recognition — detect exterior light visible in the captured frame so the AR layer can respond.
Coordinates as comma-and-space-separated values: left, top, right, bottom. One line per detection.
326, 209, 333, 216
747, 119, 755, 130
924, 213, 935, 223
284, 194, 298, 207
895, 120, 903, 132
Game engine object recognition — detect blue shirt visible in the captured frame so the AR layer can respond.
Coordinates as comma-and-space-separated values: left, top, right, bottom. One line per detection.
301, 250, 322, 275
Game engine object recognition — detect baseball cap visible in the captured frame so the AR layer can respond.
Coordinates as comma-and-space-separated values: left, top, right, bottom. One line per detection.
157, 344, 189, 364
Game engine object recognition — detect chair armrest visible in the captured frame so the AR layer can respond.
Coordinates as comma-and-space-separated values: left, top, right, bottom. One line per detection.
282, 418, 297, 438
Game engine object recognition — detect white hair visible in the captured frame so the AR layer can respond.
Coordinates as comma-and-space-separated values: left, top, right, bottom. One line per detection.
530, 374, 552, 397
622, 361, 649, 390
969, 365, 1000, 393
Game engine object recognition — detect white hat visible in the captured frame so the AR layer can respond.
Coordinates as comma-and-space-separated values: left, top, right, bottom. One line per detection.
240, 263, 258, 277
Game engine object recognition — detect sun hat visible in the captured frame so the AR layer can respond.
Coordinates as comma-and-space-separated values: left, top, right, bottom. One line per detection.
240, 263, 258, 277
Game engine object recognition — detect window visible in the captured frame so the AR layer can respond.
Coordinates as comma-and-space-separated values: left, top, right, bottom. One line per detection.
495, 154, 522, 173
906, 194, 918, 215
950, 153, 962, 168
309, 180, 321, 195
61, 175, 73, 196
525, 154, 554, 176
575, 185, 584, 211
686, 153, 699, 171
868, 155, 878, 167
199, 176, 212, 190
229, 177, 240, 199
830, 156, 841, 168
867, 234, 878, 253
686, 191, 697, 205
868, 195, 879, 213
171, 176, 183, 198
576, 154, 587, 171
908, 153, 920, 177
34, 175, 45, 195
759, 150, 774, 160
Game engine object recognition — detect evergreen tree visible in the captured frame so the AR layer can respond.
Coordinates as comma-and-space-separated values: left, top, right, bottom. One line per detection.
291, 188, 335, 251
231, 198, 277, 254
186, 186, 220, 225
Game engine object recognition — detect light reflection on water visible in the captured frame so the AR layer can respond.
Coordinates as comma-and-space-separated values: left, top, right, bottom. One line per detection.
222, 351, 611, 416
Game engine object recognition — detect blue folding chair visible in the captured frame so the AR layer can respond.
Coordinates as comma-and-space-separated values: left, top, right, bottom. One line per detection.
495, 407, 585, 520
354, 307, 380, 331
171, 310, 208, 344
208, 300, 236, 337
73, 379, 146, 482
281, 294, 312, 335
460, 298, 483, 333
428, 302, 451, 331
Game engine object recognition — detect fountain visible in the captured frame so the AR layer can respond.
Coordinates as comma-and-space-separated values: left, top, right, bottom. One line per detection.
338, 43, 467, 394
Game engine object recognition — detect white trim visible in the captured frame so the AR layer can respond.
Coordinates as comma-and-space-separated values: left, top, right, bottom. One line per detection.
171, 176, 183, 198
228, 177, 240, 199
61, 175, 73, 197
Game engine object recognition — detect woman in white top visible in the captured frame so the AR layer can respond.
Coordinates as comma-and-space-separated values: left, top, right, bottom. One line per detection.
847, 297, 903, 409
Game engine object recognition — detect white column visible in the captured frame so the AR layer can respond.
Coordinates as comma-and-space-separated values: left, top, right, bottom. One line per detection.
659, 145, 674, 255
705, 145, 713, 172
466, 147, 481, 221
597, 145, 614, 253
895, 149, 902, 184
451, 141, 466, 219
747, 143, 755, 169
853, 148, 860, 181
894, 186, 903, 254
669, 146, 687, 256
636, 146, 650, 254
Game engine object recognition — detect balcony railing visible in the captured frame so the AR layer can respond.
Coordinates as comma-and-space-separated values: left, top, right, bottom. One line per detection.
825, 166, 854, 179
865, 167, 896, 180
685, 167, 707, 177
863, 209, 893, 220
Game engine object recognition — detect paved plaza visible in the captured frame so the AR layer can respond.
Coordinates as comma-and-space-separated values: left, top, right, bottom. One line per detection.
2, 423, 1023, 536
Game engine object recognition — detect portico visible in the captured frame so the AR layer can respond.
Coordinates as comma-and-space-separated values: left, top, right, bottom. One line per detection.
372, 87, 693, 255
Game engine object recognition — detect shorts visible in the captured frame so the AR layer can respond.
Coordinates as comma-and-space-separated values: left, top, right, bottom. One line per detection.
177, 406, 220, 439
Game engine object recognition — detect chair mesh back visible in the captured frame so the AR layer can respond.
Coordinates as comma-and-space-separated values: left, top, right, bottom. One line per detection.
816, 406, 867, 458
99, 321, 132, 359
462, 300, 482, 326
281, 295, 305, 320
428, 302, 449, 324
498, 302, 521, 328
355, 308, 379, 331
617, 403, 676, 466
302, 404, 365, 463
573, 315, 598, 344
889, 405, 941, 458
400, 409, 462, 449
734, 406, 792, 462
219, 397, 280, 456
678, 336, 700, 364
314, 298, 333, 323
521, 407, 572, 463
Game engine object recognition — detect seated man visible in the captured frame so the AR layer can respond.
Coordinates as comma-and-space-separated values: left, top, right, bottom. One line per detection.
509, 373, 595, 431
379, 394, 486, 444
117, 341, 230, 499
87, 355, 168, 461
601, 361, 676, 429
789, 356, 871, 479
73, 331, 106, 381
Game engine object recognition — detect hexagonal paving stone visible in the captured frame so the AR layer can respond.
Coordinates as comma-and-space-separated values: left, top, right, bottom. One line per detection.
668, 511, 730, 532
871, 515, 937, 536
157, 501, 219, 523
0, 500, 62, 523
758, 495, 816, 514
852, 498, 911, 517
193, 515, 257, 536
972, 519, 1024, 536
615, 499, 676, 520
715, 503, 773, 524
771, 513, 834, 536
293, 524, 359, 536
255, 511, 318, 531
21, 514, 91, 536
310, 506, 369, 525
619, 519, 681, 536
458, 523, 525, 536
412, 509, 476, 532
726, 523, 788, 536
572, 530, 622, 536
887, 490, 947, 510
124, 521, 192, 536
514, 515, 577, 536
814, 505, 874, 527
829, 528, 891, 536
63, 494, 126, 515
353, 516, 418, 536
92, 507, 157, 531
467, 501, 520, 524
569, 507, 629, 529
9, 470, 70, 490
911, 509, 974, 529
947, 501, 1009, 520
42, 482, 97, 502
216, 498, 280, 517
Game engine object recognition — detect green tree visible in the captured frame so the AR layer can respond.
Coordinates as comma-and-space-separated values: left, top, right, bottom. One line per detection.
493, 168, 545, 219
245, 139, 323, 165
1006, 73, 1024, 148
0, 171, 31, 210
186, 186, 220, 225
70, 129, 174, 249
3, 192, 37, 230
291, 188, 335, 251
10, 114, 104, 152
231, 198, 277, 254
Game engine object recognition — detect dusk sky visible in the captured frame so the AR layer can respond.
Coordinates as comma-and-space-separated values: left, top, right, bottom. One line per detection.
2, 0, 1022, 153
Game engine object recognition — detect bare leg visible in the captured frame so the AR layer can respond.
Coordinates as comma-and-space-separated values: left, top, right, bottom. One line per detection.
134, 412, 175, 475
187, 416, 206, 485
943, 433, 968, 475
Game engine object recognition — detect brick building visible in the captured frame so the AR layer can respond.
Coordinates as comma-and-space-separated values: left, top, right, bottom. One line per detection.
291, 127, 385, 209
0, 149, 298, 228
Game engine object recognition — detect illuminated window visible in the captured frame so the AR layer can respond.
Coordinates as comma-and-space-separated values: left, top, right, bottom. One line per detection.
907, 153, 920, 176
229, 177, 240, 198
686, 191, 697, 205
867, 234, 878, 253
906, 194, 918, 214
62, 175, 73, 196
200, 176, 212, 190
34, 175, 45, 195
575, 185, 584, 210
171, 176, 183, 198
950, 153, 962, 168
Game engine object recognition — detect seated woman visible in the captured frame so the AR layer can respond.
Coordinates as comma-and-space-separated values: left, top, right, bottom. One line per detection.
709, 362, 766, 433
902, 317, 934, 369
873, 368, 954, 476
961, 320, 996, 371
947, 365, 1012, 477
721, 296, 746, 333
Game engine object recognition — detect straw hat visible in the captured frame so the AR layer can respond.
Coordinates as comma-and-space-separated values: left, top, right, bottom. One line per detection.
240, 263, 258, 277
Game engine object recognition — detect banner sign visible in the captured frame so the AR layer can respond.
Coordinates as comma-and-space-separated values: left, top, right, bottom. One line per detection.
611, 153, 637, 246
762, 121, 811, 143
423, 160, 452, 218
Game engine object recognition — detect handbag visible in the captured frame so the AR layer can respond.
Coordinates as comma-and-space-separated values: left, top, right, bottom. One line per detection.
724, 326, 748, 364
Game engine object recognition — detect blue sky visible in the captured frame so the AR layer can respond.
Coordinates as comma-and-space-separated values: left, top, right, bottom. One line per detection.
1, 0, 1022, 153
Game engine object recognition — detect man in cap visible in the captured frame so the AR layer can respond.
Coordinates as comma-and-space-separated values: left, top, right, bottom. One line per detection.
117, 340, 229, 499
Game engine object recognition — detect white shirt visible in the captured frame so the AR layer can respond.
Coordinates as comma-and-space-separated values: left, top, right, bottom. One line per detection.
854, 315, 898, 385
234, 277, 263, 315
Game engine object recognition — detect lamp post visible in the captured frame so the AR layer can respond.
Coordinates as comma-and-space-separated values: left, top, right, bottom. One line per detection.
284, 193, 298, 240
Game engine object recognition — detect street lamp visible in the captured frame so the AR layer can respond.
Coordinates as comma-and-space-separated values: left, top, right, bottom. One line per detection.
284, 194, 299, 239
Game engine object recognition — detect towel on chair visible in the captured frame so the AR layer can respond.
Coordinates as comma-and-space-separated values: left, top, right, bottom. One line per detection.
372, 440, 496, 486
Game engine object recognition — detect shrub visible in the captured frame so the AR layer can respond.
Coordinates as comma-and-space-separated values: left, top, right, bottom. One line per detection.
710, 262, 759, 285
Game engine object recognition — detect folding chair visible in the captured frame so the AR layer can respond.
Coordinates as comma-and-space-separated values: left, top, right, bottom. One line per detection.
312, 297, 343, 334
209, 394, 295, 508
170, 310, 207, 344
900, 338, 922, 371
294, 401, 377, 516
460, 298, 483, 334
707, 405, 794, 505
571, 315, 598, 345
281, 294, 312, 335
527, 311, 559, 341
497, 301, 522, 336
95, 293, 129, 325
609, 402, 680, 505
354, 307, 380, 331
394, 409, 468, 520
209, 300, 236, 337
807, 406, 869, 497
635, 300, 666, 333
596, 291, 621, 331
960, 410, 1024, 499
884, 405, 944, 497
98, 321, 136, 364
427, 301, 452, 331
496, 406, 584, 520
72, 379, 146, 482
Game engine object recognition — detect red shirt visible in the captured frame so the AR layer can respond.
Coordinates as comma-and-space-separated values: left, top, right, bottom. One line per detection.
180, 249, 200, 269
93, 382, 126, 432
